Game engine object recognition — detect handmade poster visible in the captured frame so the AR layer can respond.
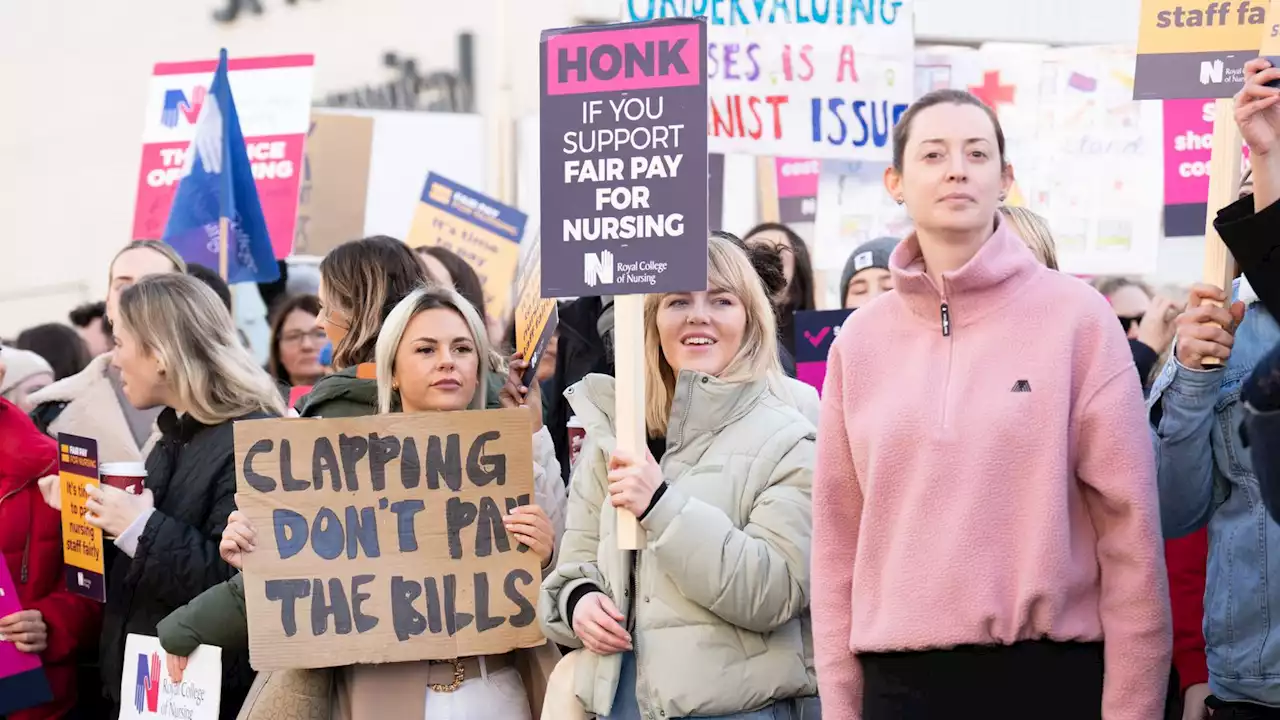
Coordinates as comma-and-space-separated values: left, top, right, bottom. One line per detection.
625, 0, 915, 160
793, 308, 853, 394
119, 634, 221, 720
407, 173, 526, 320
513, 237, 559, 388
59, 434, 105, 603
776, 158, 820, 224
131, 54, 315, 259
1134, 0, 1265, 99
812, 159, 911, 306
293, 113, 376, 257
0, 556, 53, 716
1163, 98, 1251, 236
233, 409, 544, 670
539, 17, 710, 298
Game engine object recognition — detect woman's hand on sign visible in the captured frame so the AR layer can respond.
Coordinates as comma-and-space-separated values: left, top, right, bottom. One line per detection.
1137, 295, 1180, 354
505, 504, 555, 568
84, 483, 154, 537
607, 449, 663, 518
166, 653, 189, 683
1175, 284, 1246, 370
0, 609, 47, 654
1238, 58, 1280, 157
500, 352, 544, 433
220, 511, 257, 570
572, 592, 632, 656
37, 475, 60, 511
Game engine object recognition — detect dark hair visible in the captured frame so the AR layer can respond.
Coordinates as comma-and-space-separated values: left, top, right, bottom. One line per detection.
68, 301, 107, 329
186, 264, 233, 312
743, 223, 815, 314
268, 294, 323, 384
415, 246, 489, 324
713, 231, 787, 299
15, 323, 92, 381
322, 236, 432, 369
891, 89, 1008, 173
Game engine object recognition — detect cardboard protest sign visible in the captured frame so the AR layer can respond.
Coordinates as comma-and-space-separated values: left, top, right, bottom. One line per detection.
539, 17, 710, 298
59, 434, 105, 603
514, 239, 559, 388
407, 173, 526, 321
131, 54, 315, 259
1134, 0, 1266, 99
0, 556, 53, 716
625, 1, 914, 159
234, 409, 544, 670
794, 309, 853, 395
293, 113, 376, 257
119, 634, 221, 720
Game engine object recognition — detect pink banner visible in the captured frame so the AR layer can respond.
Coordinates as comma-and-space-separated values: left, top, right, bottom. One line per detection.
545, 22, 702, 96
775, 157, 820, 198
1163, 99, 1214, 207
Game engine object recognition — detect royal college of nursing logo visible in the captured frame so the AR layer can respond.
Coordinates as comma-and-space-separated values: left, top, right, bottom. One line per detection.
160, 86, 207, 128
133, 652, 161, 714
583, 250, 614, 287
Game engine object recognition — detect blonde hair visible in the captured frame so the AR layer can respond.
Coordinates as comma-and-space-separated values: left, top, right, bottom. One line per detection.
117, 274, 284, 425
999, 206, 1059, 270
321, 236, 433, 370
374, 285, 503, 414
109, 240, 186, 287
643, 235, 783, 437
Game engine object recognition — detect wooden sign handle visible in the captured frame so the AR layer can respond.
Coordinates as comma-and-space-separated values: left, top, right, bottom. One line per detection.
757, 156, 780, 224
1200, 98, 1243, 367
613, 293, 647, 550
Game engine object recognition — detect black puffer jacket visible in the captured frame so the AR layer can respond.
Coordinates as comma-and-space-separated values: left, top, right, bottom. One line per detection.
100, 408, 274, 719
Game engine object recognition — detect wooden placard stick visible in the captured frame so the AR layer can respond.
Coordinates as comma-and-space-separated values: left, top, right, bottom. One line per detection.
613, 294, 647, 550
1199, 98, 1242, 367
757, 156, 781, 224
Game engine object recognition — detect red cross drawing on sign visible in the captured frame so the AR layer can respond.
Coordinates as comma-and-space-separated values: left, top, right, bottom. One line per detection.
969, 71, 1015, 109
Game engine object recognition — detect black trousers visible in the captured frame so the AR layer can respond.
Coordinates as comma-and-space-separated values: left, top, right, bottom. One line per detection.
860, 640, 1104, 720
1206, 696, 1280, 719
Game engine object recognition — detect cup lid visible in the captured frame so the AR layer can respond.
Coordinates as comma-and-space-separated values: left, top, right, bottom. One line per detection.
566, 415, 584, 429
100, 462, 147, 476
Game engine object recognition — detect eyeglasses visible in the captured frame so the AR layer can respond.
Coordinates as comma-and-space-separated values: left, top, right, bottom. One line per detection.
281, 329, 328, 346
1118, 315, 1144, 333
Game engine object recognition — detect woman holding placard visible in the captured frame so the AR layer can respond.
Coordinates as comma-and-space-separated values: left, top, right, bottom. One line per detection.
85, 274, 283, 719
540, 235, 820, 720
811, 89, 1170, 719
161, 286, 566, 719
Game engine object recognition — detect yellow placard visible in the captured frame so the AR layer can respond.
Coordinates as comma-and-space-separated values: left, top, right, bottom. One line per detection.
514, 237, 558, 376
1137, 0, 1268, 54
58, 434, 105, 602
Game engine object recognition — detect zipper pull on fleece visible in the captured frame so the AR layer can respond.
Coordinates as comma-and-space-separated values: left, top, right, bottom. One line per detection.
940, 302, 951, 337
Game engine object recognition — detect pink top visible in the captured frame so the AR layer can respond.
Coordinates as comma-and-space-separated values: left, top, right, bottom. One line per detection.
811, 221, 1172, 719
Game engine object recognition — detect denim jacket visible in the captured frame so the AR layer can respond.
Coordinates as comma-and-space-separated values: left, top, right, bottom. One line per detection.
1148, 281, 1280, 705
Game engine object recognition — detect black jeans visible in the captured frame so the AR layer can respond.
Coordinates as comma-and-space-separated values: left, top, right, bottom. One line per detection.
860, 640, 1104, 720
1206, 696, 1280, 719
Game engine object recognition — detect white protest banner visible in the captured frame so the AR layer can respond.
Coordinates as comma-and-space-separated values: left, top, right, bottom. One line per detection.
119, 634, 221, 720
624, 0, 914, 160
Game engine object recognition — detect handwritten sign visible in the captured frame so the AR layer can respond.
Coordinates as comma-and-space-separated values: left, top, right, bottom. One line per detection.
514, 240, 559, 388
119, 634, 221, 720
407, 173, 526, 320
234, 409, 544, 670
794, 309, 852, 395
293, 113, 376, 257
625, 0, 914, 159
1134, 0, 1266, 99
59, 434, 105, 603
0, 556, 53, 716
131, 55, 315, 259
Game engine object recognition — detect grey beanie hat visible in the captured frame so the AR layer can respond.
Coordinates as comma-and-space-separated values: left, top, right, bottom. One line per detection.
839, 236, 901, 300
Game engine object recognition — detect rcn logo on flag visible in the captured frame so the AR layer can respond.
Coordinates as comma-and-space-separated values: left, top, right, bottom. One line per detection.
584, 250, 614, 287
161, 86, 208, 128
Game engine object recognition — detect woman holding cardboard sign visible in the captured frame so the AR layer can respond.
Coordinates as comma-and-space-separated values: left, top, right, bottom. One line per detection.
84, 274, 283, 719
540, 235, 820, 720
811, 89, 1171, 720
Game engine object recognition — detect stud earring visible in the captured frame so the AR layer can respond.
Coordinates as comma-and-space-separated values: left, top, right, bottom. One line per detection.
896, 197, 904, 205
392, 382, 399, 391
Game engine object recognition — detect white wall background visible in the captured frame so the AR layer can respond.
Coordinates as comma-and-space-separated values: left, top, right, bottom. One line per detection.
0, 0, 1170, 337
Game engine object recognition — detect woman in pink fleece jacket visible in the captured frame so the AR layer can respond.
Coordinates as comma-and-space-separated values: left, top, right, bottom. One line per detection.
811, 89, 1172, 720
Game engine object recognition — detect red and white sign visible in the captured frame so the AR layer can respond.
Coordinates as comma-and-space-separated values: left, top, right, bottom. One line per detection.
131, 55, 314, 260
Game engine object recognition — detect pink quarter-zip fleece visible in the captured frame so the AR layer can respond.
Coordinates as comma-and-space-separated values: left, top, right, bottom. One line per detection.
811, 221, 1171, 719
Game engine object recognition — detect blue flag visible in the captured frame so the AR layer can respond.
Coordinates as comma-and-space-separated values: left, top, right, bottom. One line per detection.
162, 49, 279, 284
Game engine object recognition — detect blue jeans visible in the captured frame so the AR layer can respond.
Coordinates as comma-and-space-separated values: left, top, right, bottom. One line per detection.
603, 651, 821, 719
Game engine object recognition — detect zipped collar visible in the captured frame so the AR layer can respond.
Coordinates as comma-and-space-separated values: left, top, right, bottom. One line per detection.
890, 215, 1042, 334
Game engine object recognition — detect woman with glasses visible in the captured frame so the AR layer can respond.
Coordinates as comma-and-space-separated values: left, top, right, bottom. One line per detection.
267, 294, 328, 387
1093, 276, 1181, 390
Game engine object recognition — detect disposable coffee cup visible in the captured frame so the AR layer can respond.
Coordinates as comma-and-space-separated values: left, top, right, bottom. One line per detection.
567, 416, 586, 469
100, 462, 146, 496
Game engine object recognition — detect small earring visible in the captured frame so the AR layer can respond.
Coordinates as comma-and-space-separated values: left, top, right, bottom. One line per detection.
896, 197, 904, 205
392, 382, 399, 391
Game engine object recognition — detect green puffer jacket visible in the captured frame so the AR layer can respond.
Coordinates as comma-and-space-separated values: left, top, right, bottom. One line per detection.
539, 371, 818, 718
295, 366, 506, 418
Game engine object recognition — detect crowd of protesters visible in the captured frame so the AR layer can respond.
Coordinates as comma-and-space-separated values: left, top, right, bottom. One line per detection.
7, 56, 1280, 720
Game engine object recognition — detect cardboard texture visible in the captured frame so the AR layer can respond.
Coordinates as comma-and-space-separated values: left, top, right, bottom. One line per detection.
293, 113, 376, 257
234, 409, 544, 670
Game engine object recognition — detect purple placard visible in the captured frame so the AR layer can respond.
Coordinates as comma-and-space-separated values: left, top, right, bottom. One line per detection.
539, 17, 709, 298
0, 556, 53, 715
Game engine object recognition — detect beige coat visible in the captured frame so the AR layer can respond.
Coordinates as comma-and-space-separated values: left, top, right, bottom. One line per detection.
26, 353, 160, 464
540, 371, 817, 718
